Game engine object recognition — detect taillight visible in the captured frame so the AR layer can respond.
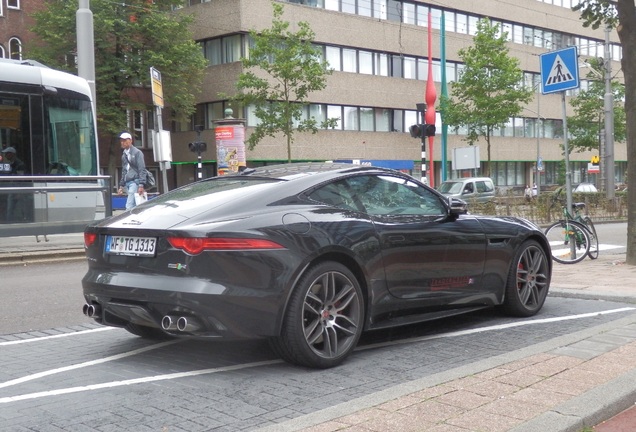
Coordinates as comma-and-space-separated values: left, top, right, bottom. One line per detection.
84, 232, 97, 248
167, 237, 284, 255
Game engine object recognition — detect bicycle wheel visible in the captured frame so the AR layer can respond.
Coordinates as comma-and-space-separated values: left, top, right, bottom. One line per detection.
582, 216, 599, 260
544, 220, 591, 264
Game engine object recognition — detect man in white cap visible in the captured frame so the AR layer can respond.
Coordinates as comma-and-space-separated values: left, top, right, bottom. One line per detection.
1, 146, 26, 175
117, 132, 148, 210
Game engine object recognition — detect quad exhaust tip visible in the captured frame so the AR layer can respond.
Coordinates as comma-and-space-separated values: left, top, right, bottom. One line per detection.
161, 315, 201, 333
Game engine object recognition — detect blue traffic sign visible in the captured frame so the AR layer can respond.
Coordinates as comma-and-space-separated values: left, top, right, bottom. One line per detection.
540, 47, 579, 94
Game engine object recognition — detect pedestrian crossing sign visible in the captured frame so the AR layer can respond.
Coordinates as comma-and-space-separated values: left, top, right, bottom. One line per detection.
540, 47, 579, 95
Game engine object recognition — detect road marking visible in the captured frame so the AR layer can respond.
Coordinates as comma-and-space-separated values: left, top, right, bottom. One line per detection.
0, 340, 180, 390
0, 308, 633, 405
358, 307, 635, 351
0, 327, 115, 347
0, 360, 283, 404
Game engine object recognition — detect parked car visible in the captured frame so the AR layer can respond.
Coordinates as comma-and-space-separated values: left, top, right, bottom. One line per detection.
437, 177, 496, 203
573, 182, 598, 193
82, 163, 552, 368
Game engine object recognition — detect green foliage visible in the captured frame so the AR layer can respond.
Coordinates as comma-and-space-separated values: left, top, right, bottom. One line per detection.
28, 0, 207, 136
441, 18, 533, 172
567, 58, 626, 153
232, 3, 334, 162
572, 0, 618, 29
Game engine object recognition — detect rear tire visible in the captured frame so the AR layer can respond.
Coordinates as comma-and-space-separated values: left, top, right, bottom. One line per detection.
502, 240, 550, 317
269, 261, 364, 368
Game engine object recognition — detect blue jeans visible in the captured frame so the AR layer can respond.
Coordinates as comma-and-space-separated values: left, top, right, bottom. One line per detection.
125, 180, 139, 210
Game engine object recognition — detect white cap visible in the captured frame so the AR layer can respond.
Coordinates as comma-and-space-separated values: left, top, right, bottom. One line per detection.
119, 132, 132, 140
1, 146, 16, 153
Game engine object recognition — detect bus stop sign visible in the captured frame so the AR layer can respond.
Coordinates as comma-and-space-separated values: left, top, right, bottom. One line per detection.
540, 47, 579, 95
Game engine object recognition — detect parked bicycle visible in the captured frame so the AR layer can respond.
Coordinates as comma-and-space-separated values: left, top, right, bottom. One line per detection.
544, 188, 599, 264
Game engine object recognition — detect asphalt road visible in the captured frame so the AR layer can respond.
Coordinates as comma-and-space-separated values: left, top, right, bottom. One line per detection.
1, 289, 634, 431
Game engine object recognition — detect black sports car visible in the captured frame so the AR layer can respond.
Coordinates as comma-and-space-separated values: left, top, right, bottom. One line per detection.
82, 163, 552, 368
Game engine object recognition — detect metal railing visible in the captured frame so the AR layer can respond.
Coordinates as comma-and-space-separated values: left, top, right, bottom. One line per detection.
0, 175, 112, 237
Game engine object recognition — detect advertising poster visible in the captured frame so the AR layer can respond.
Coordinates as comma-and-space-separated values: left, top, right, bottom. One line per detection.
215, 125, 246, 175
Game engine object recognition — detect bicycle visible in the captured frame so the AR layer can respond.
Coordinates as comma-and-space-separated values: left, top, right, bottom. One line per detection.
544, 189, 599, 264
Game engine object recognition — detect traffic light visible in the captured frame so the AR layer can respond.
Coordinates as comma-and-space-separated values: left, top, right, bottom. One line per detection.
409, 124, 424, 138
424, 124, 436, 137
188, 141, 207, 153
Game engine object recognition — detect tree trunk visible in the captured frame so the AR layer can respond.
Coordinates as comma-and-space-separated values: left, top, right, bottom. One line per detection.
616, 1, 636, 265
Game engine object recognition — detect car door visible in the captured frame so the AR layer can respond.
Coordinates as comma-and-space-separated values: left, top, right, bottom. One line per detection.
346, 174, 487, 302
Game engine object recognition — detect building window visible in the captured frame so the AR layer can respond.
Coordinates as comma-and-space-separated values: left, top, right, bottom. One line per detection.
7, 0, 19, 9
0, 45, 5, 59
360, 107, 374, 131
325, 46, 341, 71
126, 109, 148, 147
359, 50, 373, 75
202, 34, 245, 65
9, 38, 21, 60
342, 48, 357, 73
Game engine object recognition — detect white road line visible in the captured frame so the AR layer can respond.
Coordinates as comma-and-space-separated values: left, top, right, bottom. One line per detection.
1, 308, 633, 405
0, 340, 181, 390
0, 360, 282, 404
0, 327, 115, 347
358, 308, 635, 351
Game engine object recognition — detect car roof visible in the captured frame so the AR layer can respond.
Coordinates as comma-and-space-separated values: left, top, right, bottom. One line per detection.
225, 162, 395, 181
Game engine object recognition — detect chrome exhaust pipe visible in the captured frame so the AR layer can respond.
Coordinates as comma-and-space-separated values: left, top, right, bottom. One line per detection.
82, 303, 100, 318
161, 315, 179, 331
176, 316, 201, 333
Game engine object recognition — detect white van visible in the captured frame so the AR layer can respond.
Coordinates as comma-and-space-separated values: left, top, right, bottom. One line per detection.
437, 177, 496, 203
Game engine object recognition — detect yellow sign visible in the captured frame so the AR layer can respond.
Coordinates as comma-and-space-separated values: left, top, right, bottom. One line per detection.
591, 155, 600, 165
150, 67, 164, 108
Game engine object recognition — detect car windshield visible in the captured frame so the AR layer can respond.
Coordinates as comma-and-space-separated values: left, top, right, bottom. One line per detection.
438, 181, 463, 194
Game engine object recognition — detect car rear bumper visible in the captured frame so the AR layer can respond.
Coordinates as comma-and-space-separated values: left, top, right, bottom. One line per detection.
82, 269, 285, 339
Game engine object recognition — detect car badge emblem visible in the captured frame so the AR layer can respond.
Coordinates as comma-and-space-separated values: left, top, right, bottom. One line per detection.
123, 219, 143, 225
168, 263, 187, 271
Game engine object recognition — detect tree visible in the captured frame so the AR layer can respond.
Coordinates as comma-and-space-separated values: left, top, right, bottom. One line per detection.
441, 18, 533, 177
28, 0, 207, 176
232, 3, 335, 163
573, 0, 636, 266
568, 58, 626, 153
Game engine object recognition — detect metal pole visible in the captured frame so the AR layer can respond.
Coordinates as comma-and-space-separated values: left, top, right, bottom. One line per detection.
562, 91, 576, 258
76, 0, 96, 104
562, 92, 574, 210
536, 92, 541, 197
604, 24, 615, 199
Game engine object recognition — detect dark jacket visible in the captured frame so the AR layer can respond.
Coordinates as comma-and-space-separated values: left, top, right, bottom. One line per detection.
119, 146, 147, 187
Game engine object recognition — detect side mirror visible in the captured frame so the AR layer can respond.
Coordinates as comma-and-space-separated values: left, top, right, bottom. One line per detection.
449, 197, 468, 216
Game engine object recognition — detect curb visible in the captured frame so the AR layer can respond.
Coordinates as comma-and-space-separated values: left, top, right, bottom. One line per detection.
510, 368, 636, 432
0, 249, 86, 266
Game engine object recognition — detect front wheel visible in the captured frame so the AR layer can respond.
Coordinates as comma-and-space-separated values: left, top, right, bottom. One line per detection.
583, 217, 599, 260
502, 240, 551, 317
545, 220, 590, 264
269, 262, 364, 369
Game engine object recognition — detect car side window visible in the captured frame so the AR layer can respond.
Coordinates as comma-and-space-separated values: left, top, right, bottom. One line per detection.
476, 181, 493, 193
308, 180, 360, 211
345, 175, 445, 216
463, 183, 474, 194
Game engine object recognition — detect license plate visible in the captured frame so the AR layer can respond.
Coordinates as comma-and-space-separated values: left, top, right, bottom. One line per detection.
105, 235, 157, 257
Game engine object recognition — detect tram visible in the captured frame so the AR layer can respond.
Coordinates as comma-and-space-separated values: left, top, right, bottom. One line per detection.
0, 58, 110, 237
